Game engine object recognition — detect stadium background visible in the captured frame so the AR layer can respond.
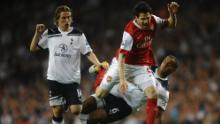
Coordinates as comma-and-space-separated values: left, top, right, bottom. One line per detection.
0, 0, 219, 124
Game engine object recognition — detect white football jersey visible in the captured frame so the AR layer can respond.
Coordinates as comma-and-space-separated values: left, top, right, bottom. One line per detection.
153, 68, 170, 110
38, 27, 92, 84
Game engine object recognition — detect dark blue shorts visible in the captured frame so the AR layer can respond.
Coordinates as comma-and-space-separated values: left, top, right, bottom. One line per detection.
103, 94, 132, 123
48, 80, 82, 106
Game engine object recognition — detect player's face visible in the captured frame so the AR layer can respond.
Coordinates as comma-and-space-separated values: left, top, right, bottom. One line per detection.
160, 57, 177, 76
136, 12, 151, 28
58, 11, 72, 31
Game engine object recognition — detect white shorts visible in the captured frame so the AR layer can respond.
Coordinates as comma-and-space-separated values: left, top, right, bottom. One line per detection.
99, 58, 157, 92
110, 83, 146, 112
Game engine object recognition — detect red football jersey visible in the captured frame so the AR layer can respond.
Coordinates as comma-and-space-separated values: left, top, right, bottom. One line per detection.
116, 15, 168, 66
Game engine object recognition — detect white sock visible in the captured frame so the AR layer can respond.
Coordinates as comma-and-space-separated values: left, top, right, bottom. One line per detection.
79, 114, 89, 124
74, 116, 82, 124
52, 119, 64, 124
52, 118, 64, 124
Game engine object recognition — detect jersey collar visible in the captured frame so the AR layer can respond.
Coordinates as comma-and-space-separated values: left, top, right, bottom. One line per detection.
133, 20, 143, 30
58, 27, 73, 35
154, 69, 168, 81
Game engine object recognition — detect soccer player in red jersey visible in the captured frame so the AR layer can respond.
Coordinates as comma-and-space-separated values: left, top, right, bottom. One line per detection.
81, 55, 178, 124
95, 1, 179, 124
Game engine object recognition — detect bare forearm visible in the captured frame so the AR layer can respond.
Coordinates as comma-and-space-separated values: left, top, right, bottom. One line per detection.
30, 32, 41, 52
118, 53, 128, 94
168, 14, 177, 28
87, 52, 101, 66
119, 53, 126, 82
30, 24, 46, 52
167, 2, 179, 28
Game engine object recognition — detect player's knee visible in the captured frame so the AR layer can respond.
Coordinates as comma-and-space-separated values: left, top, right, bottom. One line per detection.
70, 105, 82, 115
145, 86, 158, 99
82, 96, 97, 114
52, 105, 63, 117
95, 87, 109, 98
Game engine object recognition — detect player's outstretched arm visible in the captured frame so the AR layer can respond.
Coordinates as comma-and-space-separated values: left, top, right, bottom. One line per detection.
167, 2, 179, 28
86, 52, 109, 69
30, 24, 45, 52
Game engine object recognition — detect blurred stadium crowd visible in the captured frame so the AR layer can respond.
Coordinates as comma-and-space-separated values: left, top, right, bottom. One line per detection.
0, 0, 219, 124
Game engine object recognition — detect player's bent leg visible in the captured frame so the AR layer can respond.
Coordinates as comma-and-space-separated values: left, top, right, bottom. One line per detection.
96, 73, 118, 99
81, 96, 98, 114
52, 105, 63, 117
133, 71, 159, 124
52, 105, 64, 124
69, 104, 82, 115
144, 86, 158, 99
82, 94, 105, 112
97, 58, 120, 98
80, 97, 95, 124
144, 86, 158, 124
80, 95, 106, 124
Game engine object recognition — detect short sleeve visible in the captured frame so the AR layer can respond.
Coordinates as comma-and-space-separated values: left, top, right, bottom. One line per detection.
38, 30, 48, 49
120, 31, 133, 52
79, 33, 92, 55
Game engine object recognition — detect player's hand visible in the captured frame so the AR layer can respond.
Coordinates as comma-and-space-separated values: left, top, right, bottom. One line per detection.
88, 65, 100, 73
100, 61, 109, 69
36, 24, 45, 34
119, 80, 128, 94
168, 2, 179, 14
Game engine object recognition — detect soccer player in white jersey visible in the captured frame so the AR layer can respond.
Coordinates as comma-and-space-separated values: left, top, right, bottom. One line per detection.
29, 5, 108, 124
80, 55, 178, 124
95, 1, 179, 124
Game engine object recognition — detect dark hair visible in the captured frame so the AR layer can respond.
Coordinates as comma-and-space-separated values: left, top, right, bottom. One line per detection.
133, 1, 152, 17
53, 5, 72, 26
